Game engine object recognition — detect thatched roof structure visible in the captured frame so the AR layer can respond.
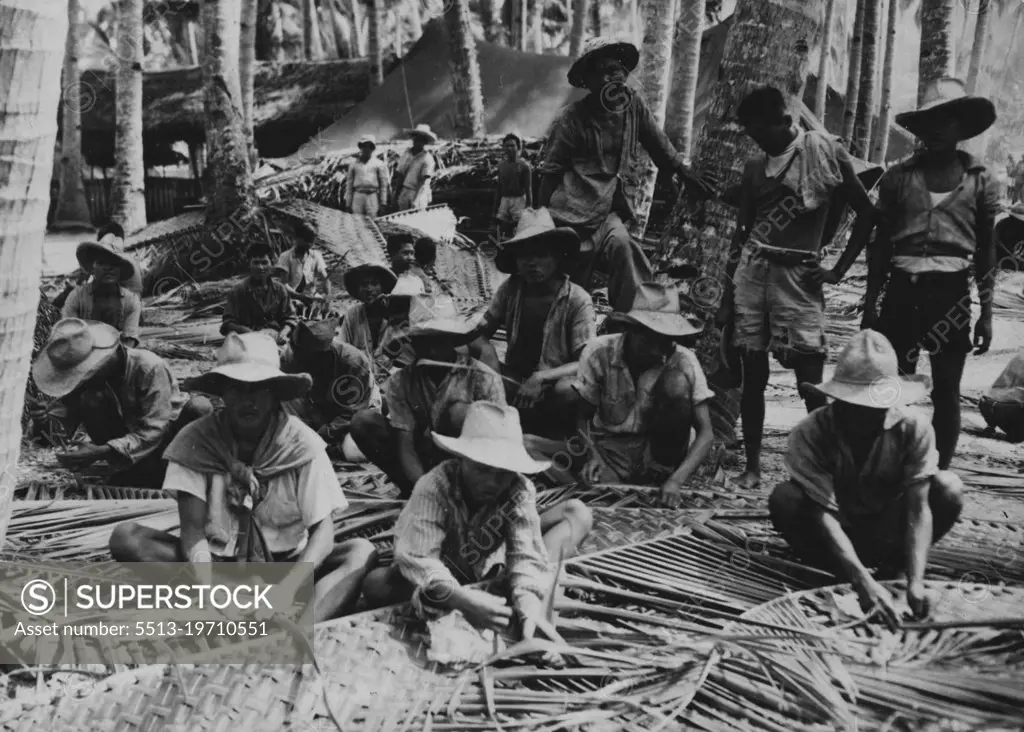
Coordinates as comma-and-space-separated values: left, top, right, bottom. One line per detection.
79, 58, 371, 166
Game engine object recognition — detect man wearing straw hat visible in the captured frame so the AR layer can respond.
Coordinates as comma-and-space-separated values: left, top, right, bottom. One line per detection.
361, 400, 592, 637
110, 332, 378, 621
537, 37, 718, 313
345, 134, 390, 216
472, 207, 595, 438
770, 330, 965, 628
533, 283, 715, 507
393, 124, 438, 212
281, 319, 374, 461
29, 318, 213, 488
222, 243, 299, 346
53, 223, 143, 311
338, 262, 414, 383
349, 296, 507, 498
864, 77, 1000, 472
62, 236, 143, 346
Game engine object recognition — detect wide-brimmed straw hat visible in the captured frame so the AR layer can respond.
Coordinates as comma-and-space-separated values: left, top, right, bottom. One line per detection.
76, 240, 136, 281
357, 134, 377, 150
32, 319, 121, 398
432, 401, 551, 474
190, 332, 311, 400
895, 78, 996, 142
568, 37, 640, 88
342, 263, 398, 296
407, 295, 478, 339
803, 330, 931, 408
495, 207, 580, 274
405, 124, 438, 143
606, 283, 704, 338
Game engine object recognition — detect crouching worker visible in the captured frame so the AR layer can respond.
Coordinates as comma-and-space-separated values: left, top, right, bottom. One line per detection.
536, 284, 714, 506
350, 297, 506, 498
770, 330, 964, 627
472, 208, 595, 439
29, 319, 213, 488
282, 320, 375, 461
361, 401, 593, 632
221, 244, 298, 346
979, 348, 1024, 442
110, 333, 377, 621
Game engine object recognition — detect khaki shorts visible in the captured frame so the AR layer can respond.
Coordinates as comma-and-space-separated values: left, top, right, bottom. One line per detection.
496, 195, 528, 223
731, 249, 826, 359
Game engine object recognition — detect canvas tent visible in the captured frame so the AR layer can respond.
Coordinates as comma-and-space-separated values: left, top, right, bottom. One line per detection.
289, 17, 911, 167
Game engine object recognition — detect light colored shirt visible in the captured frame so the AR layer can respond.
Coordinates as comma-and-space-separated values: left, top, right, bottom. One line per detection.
573, 334, 713, 436
485, 275, 595, 373
785, 405, 939, 524
62, 283, 142, 343
345, 157, 389, 203
338, 302, 414, 381
276, 247, 328, 293
397, 149, 436, 192
163, 448, 347, 555
394, 459, 551, 619
385, 355, 506, 435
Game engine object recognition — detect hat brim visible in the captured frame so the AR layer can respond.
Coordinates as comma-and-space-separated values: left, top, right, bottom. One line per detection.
76, 242, 135, 282
495, 229, 581, 274
802, 375, 932, 408
568, 42, 640, 88
358, 140, 377, 149
431, 434, 551, 474
895, 97, 996, 141
607, 311, 705, 338
405, 129, 438, 143
32, 321, 121, 399
343, 264, 398, 295
189, 365, 312, 401
407, 318, 479, 339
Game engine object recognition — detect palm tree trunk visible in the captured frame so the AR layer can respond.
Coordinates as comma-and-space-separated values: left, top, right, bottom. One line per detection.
666, 0, 704, 162
350, 0, 367, 57
589, 0, 600, 36
918, 0, 956, 103
841, 0, 866, 146
569, 0, 588, 57
303, 0, 324, 59
966, 0, 990, 94
655, 0, 822, 444
531, 0, 544, 52
52, 0, 94, 231
0, 0, 68, 548
368, 0, 383, 87
480, 0, 503, 44
852, 0, 881, 157
511, 0, 527, 51
629, 0, 678, 240
408, 0, 423, 42
109, 0, 147, 233
871, 0, 897, 162
329, 2, 352, 58
814, 0, 837, 120
202, 0, 256, 225
241, 0, 258, 166
446, 0, 485, 137
266, 0, 286, 61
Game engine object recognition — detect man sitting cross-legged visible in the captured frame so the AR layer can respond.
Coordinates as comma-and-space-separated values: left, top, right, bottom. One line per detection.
361, 401, 592, 638
350, 296, 506, 498
110, 332, 378, 621
221, 244, 299, 346
472, 208, 595, 438
770, 330, 964, 628
529, 283, 715, 507
338, 263, 414, 383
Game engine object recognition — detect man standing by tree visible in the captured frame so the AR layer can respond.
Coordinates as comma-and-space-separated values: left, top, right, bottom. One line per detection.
716, 87, 876, 490
537, 38, 717, 313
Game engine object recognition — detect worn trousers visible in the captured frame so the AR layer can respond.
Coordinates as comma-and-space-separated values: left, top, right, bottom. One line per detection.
569, 212, 653, 313
350, 191, 381, 217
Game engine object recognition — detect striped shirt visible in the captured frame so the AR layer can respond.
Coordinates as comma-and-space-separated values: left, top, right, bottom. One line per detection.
394, 459, 552, 619
484, 275, 595, 373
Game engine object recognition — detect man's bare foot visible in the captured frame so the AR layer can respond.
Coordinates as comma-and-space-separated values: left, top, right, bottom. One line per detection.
731, 471, 762, 490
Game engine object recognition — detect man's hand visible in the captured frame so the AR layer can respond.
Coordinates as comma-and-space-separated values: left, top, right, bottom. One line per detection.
906, 581, 932, 620
676, 164, 720, 200
973, 315, 992, 355
854, 577, 901, 631
659, 480, 683, 508
515, 374, 545, 409
455, 588, 513, 632
804, 266, 841, 288
861, 301, 880, 331
579, 458, 603, 485
517, 594, 545, 641
56, 444, 111, 470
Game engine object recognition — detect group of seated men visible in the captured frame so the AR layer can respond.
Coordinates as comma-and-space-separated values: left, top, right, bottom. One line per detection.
28, 199, 964, 629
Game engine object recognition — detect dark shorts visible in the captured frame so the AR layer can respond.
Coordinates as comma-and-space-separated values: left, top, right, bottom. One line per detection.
878, 269, 973, 372
980, 397, 1024, 442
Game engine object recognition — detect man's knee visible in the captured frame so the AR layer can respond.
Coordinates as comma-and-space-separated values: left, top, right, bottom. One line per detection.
351, 408, 386, 442
551, 377, 578, 407
109, 522, 147, 561
560, 499, 594, 538
656, 369, 690, 402
361, 564, 410, 608
180, 395, 215, 422
930, 470, 964, 522
769, 481, 808, 528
